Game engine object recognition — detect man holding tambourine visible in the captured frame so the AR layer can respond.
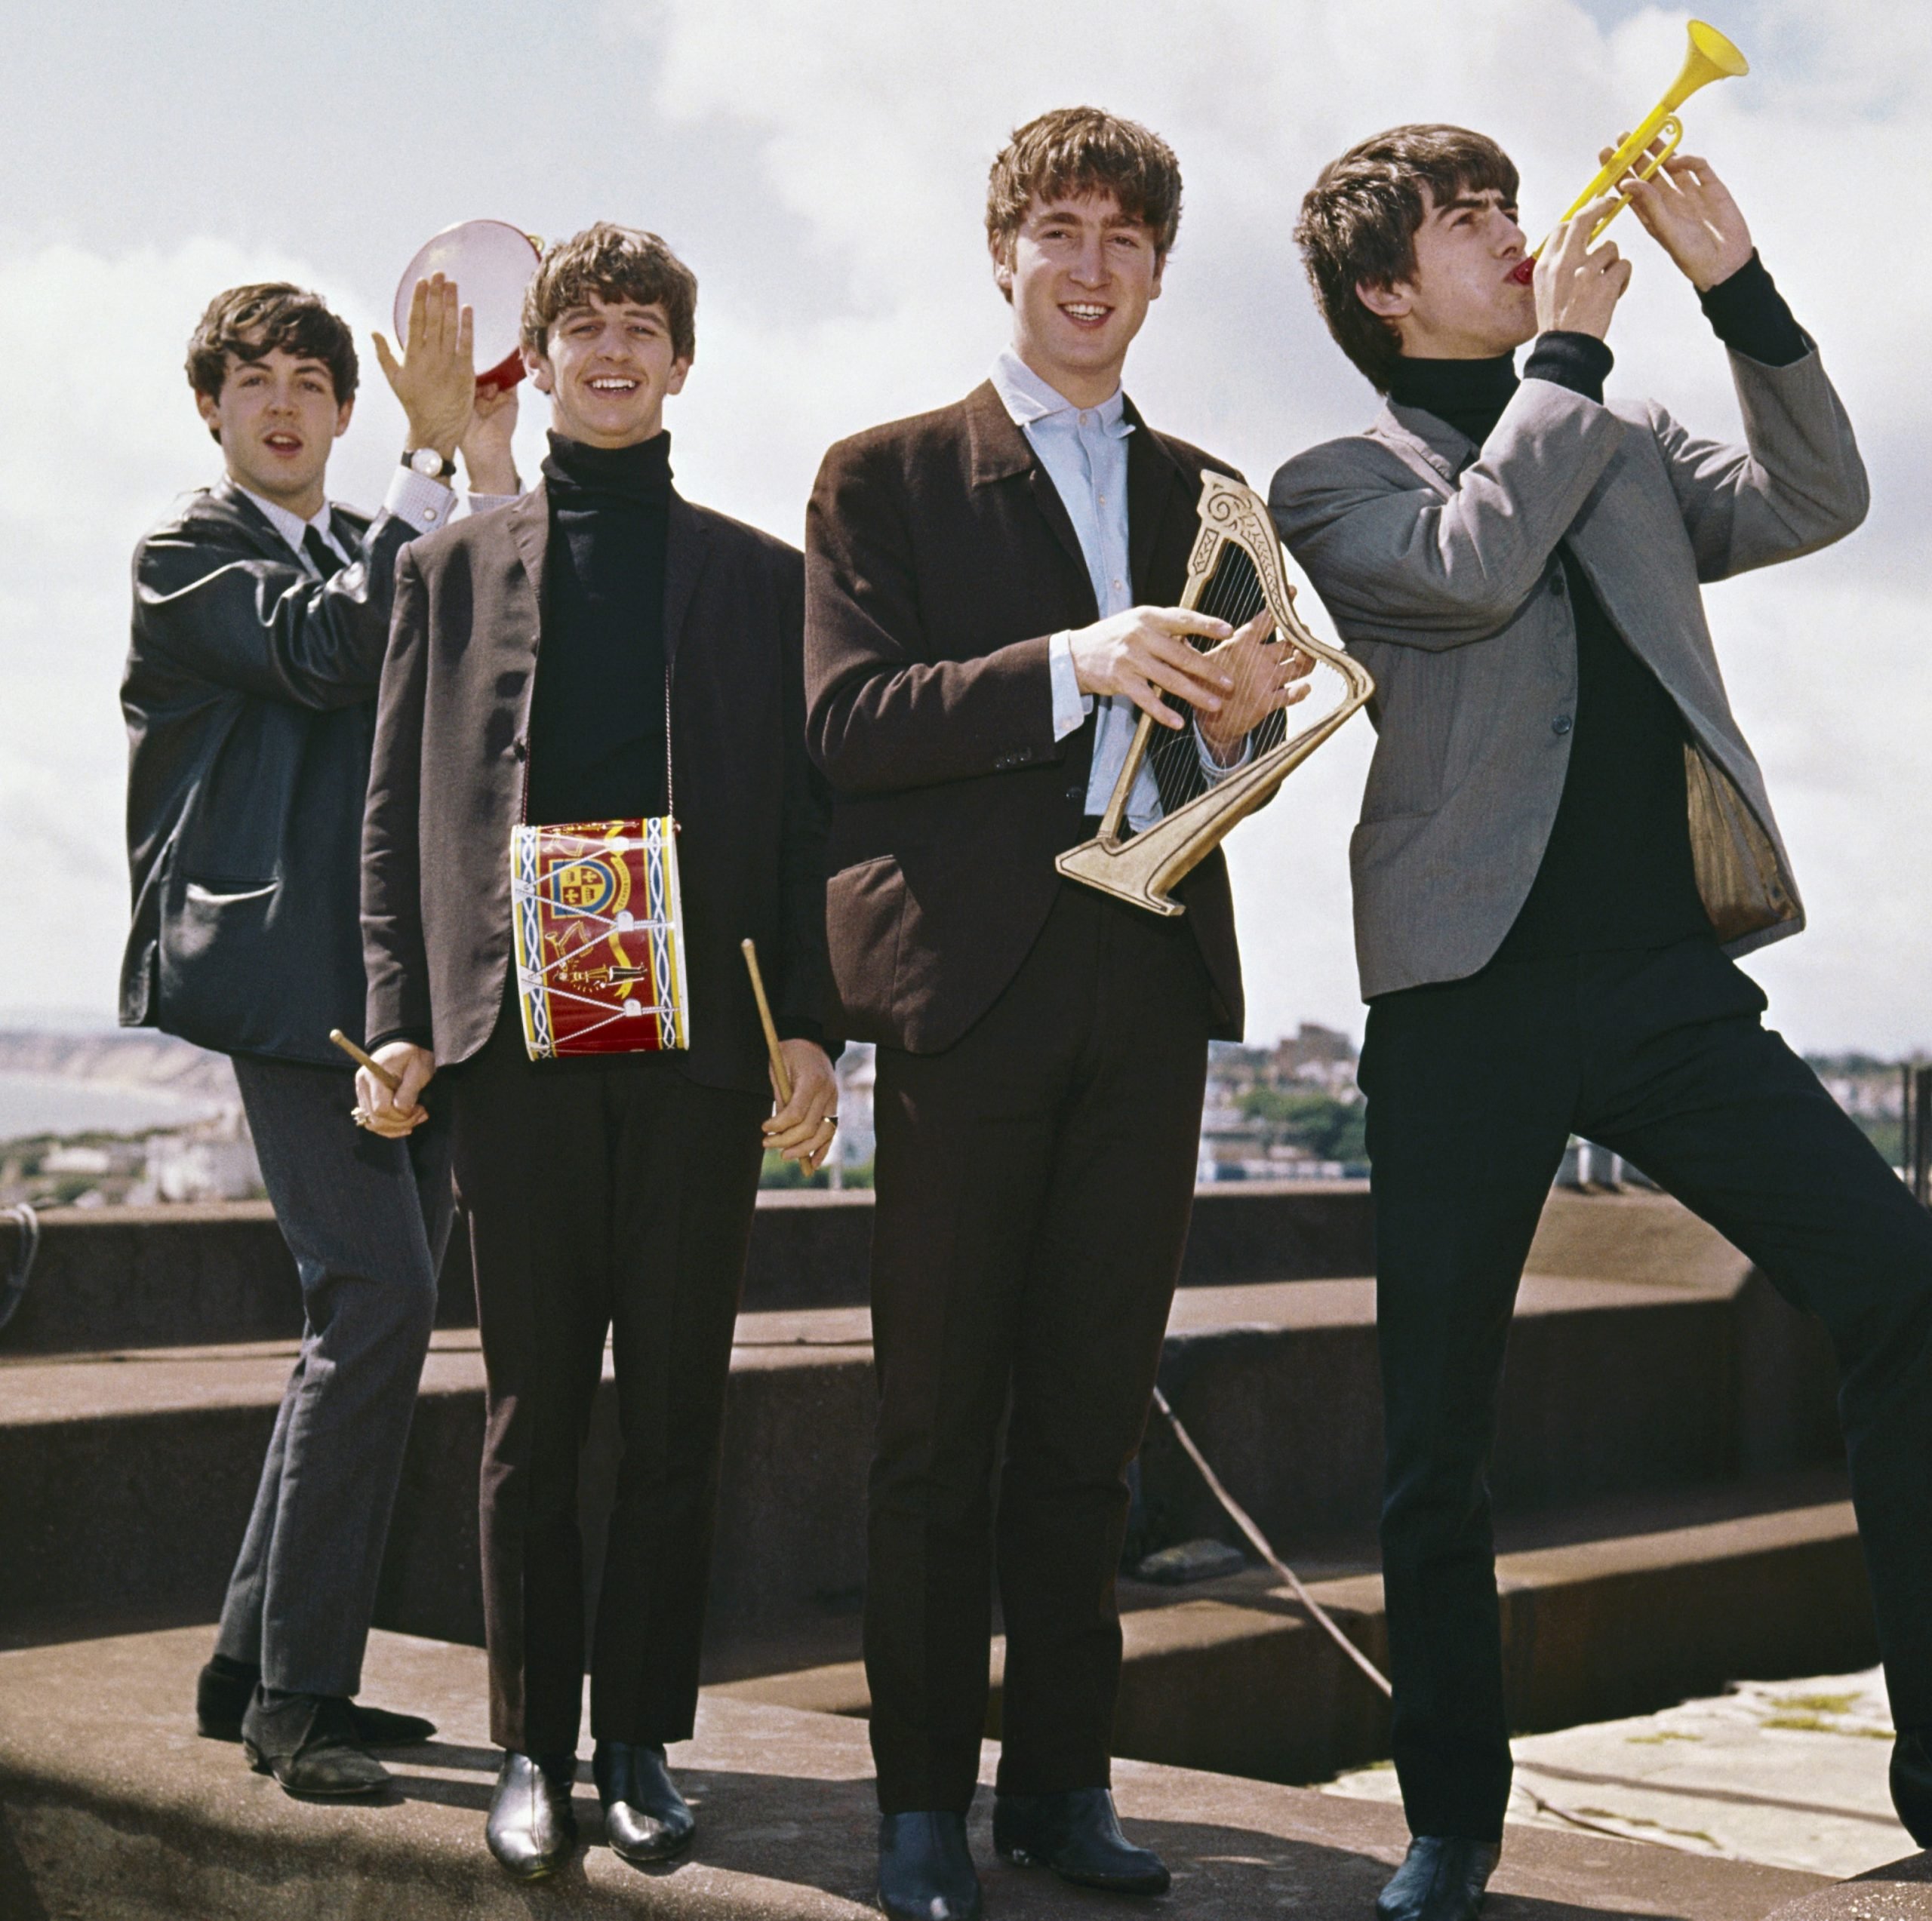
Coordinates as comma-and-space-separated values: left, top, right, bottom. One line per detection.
1274, 105, 1932, 1921
118, 272, 520, 1800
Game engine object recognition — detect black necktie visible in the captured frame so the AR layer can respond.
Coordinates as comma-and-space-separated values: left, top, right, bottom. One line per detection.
303, 525, 347, 582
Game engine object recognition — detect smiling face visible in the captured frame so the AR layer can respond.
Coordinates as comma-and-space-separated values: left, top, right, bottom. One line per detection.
197, 343, 351, 518
526, 294, 691, 448
994, 190, 1164, 408
1358, 183, 1535, 361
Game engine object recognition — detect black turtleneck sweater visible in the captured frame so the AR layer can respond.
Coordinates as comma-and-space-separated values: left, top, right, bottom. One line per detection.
1386, 254, 1806, 960
525, 430, 674, 826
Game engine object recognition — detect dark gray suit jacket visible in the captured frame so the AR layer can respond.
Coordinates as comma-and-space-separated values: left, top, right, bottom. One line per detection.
119, 480, 421, 1062
1269, 346, 1868, 999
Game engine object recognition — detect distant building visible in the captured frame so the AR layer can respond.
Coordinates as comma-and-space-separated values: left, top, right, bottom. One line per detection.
41, 1145, 112, 1177
131, 1110, 263, 1205
1198, 1028, 1366, 1183
833, 1044, 877, 1183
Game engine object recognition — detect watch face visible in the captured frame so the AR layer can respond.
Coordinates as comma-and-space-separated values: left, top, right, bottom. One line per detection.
411, 449, 441, 475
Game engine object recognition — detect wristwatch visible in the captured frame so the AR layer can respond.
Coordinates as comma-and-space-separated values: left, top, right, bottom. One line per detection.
402, 448, 457, 480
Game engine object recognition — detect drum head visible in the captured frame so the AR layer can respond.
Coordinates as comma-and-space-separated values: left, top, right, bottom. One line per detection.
394, 220, 541, 390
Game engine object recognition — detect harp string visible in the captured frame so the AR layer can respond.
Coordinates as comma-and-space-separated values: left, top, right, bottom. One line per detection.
1146, 540, 1293, 818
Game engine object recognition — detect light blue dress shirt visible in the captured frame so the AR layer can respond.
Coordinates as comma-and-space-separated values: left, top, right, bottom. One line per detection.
988, 350, 1243, 831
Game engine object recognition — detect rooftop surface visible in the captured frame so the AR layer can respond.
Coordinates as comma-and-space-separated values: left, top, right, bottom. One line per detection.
0, 1624, 1885, 1921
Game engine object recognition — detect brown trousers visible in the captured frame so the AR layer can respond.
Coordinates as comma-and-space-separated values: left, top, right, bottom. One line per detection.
451, 1004, 767, 1756
865, 882, 1214, 1812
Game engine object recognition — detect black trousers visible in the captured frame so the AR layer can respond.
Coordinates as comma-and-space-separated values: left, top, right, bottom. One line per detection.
1362, 936, 1932, 1842
866, 884, 1214, 1814
450, 1005, 768, 1756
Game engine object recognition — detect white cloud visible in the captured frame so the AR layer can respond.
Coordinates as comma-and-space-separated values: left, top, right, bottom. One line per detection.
1, 0, 1927, 1051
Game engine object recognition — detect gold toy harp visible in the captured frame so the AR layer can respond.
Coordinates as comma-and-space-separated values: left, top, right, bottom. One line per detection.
1055, 470, 1374, 917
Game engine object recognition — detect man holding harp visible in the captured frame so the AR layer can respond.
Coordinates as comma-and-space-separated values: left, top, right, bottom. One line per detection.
1273, 125, 1932, 1919
806, 106, 1306, 1921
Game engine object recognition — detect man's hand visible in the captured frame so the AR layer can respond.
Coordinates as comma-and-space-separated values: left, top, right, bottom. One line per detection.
1534, 189, 1634, 340
371, 275, 475, 463
764, 1040, 840, 1177
356, 1042, 435, 1139
1195, 610, 1318, 761
460, 381, 521, 497
1069, 607, 1237, 731
1619, 150, 1753, 292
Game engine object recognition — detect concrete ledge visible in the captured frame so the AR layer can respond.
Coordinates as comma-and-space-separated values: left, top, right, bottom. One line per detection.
0, 1626, 1830, 1921
0, 1269, 1844, 1664
719, 1483, 1872, 1787
0, 1182, 1383, 1356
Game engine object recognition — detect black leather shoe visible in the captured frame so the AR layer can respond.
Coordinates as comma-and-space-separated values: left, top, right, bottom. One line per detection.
1377, 1836, 1502, 1921
198, 1657, 435, 1747
1893, 1729, 1932, 1847
240, 1689, 390, 1798
594, 1740, 695, 1864
994, 1787, 1170, 1895
487, 1752, 580, 1881
878, 1811, 982, 1921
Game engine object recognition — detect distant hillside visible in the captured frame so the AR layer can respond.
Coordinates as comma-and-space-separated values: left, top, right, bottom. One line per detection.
0, 1029, 236, 1102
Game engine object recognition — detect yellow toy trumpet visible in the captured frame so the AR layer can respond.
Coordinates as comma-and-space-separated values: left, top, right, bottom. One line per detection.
1512, 19, 1749, 282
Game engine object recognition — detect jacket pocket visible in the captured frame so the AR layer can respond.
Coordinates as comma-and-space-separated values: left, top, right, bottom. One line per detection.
171, 877, 280, 966
1683, 746, 1795, 943
824, 854, 906, 1040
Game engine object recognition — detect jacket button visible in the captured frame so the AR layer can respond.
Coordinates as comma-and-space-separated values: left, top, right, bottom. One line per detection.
1065, 785, 1084, 802
1552, 714, 1574, 736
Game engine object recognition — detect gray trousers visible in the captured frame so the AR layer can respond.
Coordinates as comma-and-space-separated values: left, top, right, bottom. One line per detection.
214, 1055, 454, 1696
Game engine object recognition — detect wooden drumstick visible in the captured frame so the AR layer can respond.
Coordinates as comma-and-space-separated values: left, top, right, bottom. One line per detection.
740, 940, 792, 1106
328, 1028, 402, 1094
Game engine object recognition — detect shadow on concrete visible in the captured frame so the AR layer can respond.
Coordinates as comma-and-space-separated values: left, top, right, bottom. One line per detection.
379, 1753, 1726, 1921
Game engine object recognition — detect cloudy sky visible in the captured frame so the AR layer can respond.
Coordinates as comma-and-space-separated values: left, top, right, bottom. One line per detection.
3, 0, 1926, 1050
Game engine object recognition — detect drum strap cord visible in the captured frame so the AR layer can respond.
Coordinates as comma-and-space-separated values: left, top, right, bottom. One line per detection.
1, 1203, 41, 1335
1153, 1387, 1761, 1858
1152, 1385, 1391, 1697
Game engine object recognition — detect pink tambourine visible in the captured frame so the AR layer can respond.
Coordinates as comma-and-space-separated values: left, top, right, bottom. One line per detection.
393, 220, 542, 392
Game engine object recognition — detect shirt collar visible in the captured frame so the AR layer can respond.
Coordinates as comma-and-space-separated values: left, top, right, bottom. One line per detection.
235, 484, 337, 560
989, 349, 1131, 437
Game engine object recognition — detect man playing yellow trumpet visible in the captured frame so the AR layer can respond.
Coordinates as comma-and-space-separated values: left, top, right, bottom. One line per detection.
1275, 118, 1931, 1921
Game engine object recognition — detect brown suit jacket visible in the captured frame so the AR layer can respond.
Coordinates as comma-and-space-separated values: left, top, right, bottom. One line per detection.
362, 483, 833, 1094
804, 380, 1244, 1053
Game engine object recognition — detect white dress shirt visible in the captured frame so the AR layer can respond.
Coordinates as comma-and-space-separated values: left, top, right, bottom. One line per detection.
988, 349, 1244, 834
238, 466, 458, 576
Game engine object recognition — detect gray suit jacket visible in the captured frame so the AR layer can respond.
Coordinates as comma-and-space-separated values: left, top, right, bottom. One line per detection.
1269, 347, 1868, 1000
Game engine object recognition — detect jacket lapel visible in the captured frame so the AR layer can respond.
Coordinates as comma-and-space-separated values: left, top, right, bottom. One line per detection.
506, 482, 551, 610
1371, 401, 1469, 496
497, 487, 547, 757
964, 380, 1091, 604
206, 478, 303, 562
663, 492, 712, 668
1124, 398, 1185, 598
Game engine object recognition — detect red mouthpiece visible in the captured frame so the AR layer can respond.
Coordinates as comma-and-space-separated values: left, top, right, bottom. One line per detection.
1509, 258, 1537, 285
